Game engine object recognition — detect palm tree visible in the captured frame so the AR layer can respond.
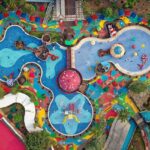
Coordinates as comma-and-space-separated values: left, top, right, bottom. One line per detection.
128, 80, 148, 93
22, 3, 36, 15
25, 131, 56, 150
118, 109, 129, 122
4, 0, 17, 11
83, 116, 107, 150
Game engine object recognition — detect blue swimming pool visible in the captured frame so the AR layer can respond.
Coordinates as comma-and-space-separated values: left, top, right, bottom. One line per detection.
73, 26, 150, 79
0, 25, 94, 136
49, 93, 93, 136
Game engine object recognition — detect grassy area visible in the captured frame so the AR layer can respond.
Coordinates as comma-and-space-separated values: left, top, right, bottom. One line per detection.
0, 88, 7, 99
129, 129, 145, 150
82, 0, 150, 20
29, 31, 61, 43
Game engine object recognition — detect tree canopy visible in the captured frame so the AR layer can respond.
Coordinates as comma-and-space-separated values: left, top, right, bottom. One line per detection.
128, 80, 148, 93
25, 131, 56, 150
118, 109, 129, 122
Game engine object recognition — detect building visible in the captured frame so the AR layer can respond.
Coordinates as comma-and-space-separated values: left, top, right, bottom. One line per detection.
26, 0, 84, 22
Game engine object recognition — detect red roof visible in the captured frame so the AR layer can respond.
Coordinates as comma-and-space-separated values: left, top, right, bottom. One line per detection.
0, 120, 25, 150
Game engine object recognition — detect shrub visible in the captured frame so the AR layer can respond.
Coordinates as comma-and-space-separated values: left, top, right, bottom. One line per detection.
0, 88, 6, 99
25, 131, 56, 150
14, 113, 23, 123
11, 85, 19, 94
18, 89, 37, 102
128, 81, 147, 93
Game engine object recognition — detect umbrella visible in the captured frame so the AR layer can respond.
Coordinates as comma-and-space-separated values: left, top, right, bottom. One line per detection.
130, 12, 136, 18
124, 9, 131, 17
86, 17, 92, 23
16, 10, 22, 16
99, 20, 106, 28
21, 13, 27, 18
137, 17, 143, 22
39, 5, 45, 12
98, 14, 105, 20
3, 12, 9, 18
0, 13, 4, 20
35, 17, 41, 23
30, 16, 35, 22
118, 9, 124, 16
91, 14, 98, 20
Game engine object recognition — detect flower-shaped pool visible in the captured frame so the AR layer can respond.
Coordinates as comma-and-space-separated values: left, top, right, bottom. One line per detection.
48, 94, 93, 136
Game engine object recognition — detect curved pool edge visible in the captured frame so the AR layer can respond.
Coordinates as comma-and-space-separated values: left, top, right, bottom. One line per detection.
47, 92, 94, 137
71, 25, 150, 78
110, 62, 150, 76
0, 25, 67, 50
71, 25, 150, 51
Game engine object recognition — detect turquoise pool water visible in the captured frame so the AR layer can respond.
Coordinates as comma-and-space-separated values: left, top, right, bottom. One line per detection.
74, 26, 150, 79
49, 94, 93, 136
0, 48, 31, 68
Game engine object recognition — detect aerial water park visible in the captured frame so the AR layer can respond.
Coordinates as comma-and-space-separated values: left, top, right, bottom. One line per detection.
0, 0, 150, 150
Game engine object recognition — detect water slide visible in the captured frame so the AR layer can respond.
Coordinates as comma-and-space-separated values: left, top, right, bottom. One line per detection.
105, 95, 150, 150
0, 93, 42, 132
43, 0, 55, 24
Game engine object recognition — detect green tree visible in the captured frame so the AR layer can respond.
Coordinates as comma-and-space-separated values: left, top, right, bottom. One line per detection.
22, 3, 35, 15
0, 88, 6, 99
118, 109, 129, 122
4, 0, 17, 10
11, 85, 19, 94
128, 80, 148, 93
13, 113, 23, 123
83, 116, 107, 150
0, 5, 5, 12
25, 131, 56, 150
123, 0, 139, 8
16, 0, 26, 8
101, 7, 113, 17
